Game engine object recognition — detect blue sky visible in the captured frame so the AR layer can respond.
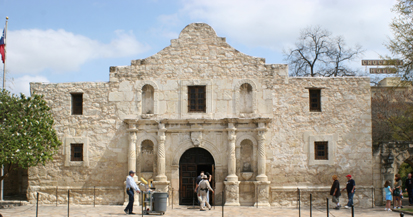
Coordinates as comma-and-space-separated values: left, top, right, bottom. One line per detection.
0, 0, 397, 95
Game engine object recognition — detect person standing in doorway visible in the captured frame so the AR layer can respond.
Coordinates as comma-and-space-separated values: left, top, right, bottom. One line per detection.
198, 175, 214, 211
342, 174, 355, 208
124, 170, 141, 215
405, 173, 413, 206
330, 175, 341, 209
195, 171, 204, 193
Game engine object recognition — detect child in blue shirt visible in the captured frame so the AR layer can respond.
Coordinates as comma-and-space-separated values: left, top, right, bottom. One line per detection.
384, 180, 393, 211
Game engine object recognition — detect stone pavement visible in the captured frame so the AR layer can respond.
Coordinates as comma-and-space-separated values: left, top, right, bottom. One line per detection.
0, 205, 406, 217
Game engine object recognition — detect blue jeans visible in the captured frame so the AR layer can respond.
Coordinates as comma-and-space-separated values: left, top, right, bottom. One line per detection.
347, 191, 354, 207
125, 189, 134, 213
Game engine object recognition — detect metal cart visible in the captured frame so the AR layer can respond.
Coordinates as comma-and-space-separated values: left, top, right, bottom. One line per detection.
142, 191, 168, 215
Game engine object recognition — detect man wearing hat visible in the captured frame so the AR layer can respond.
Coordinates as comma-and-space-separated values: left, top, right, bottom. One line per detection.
342, 174, 355, 208
198, 175, 214, 211
124, 170, 141, 214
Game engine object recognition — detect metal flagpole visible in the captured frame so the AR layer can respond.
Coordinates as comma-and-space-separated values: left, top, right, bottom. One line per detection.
2, 17, 8, 90
1, 16, 8, 202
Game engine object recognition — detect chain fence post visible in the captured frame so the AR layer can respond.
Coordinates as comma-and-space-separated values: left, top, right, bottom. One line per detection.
326, 197, 329, 217
298, 188, 301, 217
94, 186, 96, 207
36, 192, 39, 217
67, 190, 70, 217
351, 205, 354, 217
310, 194, 312, 217
56, 186, 58, 206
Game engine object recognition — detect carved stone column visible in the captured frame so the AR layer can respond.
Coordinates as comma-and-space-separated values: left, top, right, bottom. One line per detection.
153, 123, 170, 193
225, 122, 240, 206
155, 123, 167, 182
254, 122, 270, 208
128, 131, 137, 173
256, 123, 268, 182
227, 123, 238, 182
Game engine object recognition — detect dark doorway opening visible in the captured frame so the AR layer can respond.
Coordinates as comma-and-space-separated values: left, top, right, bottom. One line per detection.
3, 164, 28, 200
179, 148, 215, 205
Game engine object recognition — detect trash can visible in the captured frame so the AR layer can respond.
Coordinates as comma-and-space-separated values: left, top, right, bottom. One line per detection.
153, 192, 168, 214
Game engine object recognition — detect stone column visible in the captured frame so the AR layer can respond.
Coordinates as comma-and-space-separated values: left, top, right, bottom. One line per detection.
128, 131, 137, 173
153, 123, 170, 193
254, 122, 270, 207
256, 123, 268, 182
125, 121, 140, 206
225, 123, 240, 206
227, 123, 238, 182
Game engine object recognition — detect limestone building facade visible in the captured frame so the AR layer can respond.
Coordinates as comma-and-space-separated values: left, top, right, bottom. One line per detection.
29, 23, 373, 207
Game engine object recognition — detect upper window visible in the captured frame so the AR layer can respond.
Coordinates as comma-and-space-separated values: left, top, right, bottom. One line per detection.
71, 93, 83, 115
188, 86, 206, 112
314, 141, 328, 160
70, 143, 83, 161
309, 89, 321, 112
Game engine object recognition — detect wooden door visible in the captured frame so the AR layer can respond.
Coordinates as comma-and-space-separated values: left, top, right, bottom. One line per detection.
179, 164, 197, 205
179, 148, 215, 205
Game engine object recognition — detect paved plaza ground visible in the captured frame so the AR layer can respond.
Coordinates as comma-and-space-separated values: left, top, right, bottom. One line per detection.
0, 205, 407, 217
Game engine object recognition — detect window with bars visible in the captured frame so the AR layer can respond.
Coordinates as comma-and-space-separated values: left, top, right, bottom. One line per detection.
188, 86, 206, 112
314, 141, 328, 160
71, 143, 83, 161
309, 89, 321, 112
71, 93, 83, 115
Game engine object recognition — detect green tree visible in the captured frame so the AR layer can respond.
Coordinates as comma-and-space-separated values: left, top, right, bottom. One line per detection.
387, 0, 413, 80
0, 89, 62, 181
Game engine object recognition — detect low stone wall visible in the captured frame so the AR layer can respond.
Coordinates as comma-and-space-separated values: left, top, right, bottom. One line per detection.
270, 186, 375, 208
27, 186, 124, 205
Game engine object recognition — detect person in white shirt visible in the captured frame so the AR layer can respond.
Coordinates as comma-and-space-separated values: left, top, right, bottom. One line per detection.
124, 170, 141, 214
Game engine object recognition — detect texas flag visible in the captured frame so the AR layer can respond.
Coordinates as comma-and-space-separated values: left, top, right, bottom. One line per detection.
0, 29, 5, 63
0, 29, 6, 63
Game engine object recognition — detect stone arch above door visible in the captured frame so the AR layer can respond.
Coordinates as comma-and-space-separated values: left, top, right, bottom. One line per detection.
171, 140, 222, 167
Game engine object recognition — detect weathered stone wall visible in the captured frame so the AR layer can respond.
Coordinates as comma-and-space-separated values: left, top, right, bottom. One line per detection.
29, 23, 373, 207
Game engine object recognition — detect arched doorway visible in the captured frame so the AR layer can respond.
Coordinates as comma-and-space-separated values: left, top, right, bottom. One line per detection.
179, 147, 215, 205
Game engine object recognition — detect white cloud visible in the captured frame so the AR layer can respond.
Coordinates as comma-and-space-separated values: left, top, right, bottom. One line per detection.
179, 0, 396, 59
9, 75, 50, 96
6, 29, 150, 74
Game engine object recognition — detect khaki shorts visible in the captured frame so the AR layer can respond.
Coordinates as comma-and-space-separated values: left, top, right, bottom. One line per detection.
332, 195, 340, 203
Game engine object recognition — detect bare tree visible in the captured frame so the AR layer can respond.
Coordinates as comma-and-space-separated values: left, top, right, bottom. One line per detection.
325, 36, 364, 77
284, 26, 364, 77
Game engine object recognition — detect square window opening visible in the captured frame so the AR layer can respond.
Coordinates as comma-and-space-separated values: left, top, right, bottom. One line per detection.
188, 86, 206, 112
71, 143, 83, 161
314, 141, 328, 160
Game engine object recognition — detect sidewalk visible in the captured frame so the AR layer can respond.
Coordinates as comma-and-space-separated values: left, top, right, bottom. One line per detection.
0, 205, 406, 217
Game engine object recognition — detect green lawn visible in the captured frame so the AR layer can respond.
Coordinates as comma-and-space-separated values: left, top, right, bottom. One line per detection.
400, 208, 413, 212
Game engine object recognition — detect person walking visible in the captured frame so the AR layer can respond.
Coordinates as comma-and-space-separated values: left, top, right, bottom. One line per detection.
330, 175, 341, 209
405, 173, 413, 206
198, 175, 214, 211
342, 174, 355, 208
394, 174, 403, 209
124, 170, 141, 215
384, 180, 393, 211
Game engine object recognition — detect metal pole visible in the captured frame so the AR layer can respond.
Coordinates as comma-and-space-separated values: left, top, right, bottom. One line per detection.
372, 187, 374, 208
222, 185, 224, 217
326, 197, 329, 217
36, 192, 39, 217
67, 190, 70, 217
56, 186, 58, 206
192, 177, 195, 209
298, 188, 301, 217
141, 191, 143, 217
310, 194, 312, 217
0, 165, 3, 201
351, 205, 354, 217
94, 186, 96, 207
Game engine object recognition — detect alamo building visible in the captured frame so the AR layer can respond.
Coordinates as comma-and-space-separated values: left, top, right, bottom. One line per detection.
28, 23, 374, 207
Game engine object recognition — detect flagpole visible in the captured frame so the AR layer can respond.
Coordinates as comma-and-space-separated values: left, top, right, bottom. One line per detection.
1, 16, 7, 202
2, 16, 8, 90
